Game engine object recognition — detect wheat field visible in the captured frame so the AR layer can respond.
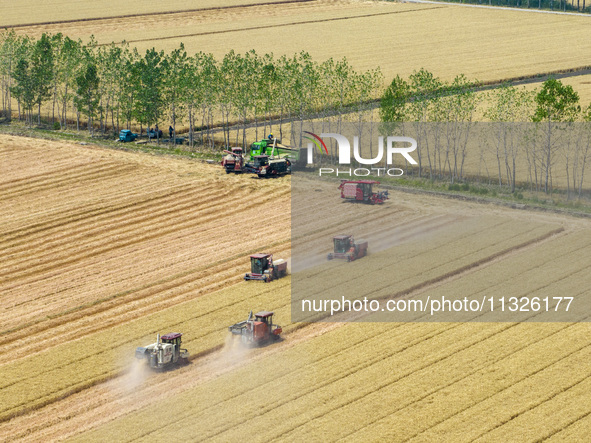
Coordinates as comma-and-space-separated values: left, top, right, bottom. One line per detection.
7, 0, 591, 84
2, 0, 591, 440
1, 141, 591, 440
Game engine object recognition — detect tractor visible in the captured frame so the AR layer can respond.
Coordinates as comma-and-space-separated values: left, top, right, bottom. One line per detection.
135, 332, 189, 369
327, 235, 368, 262
339, 180, 389, 204
228, 310, 282, 346
245, 155, 291, 178
119, 129, 138, 142
221, 147, 244, 173
244, 253, 287, 282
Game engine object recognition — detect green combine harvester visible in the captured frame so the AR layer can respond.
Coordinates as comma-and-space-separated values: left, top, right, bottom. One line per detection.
249, 136, 299, 162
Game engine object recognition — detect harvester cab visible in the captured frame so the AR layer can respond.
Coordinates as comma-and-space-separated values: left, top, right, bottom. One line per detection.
327, 235, 368, 262
244, 253, 288, 282
339, 180, 389, 204
135, 332, 189, 369
228, 310, 282, 346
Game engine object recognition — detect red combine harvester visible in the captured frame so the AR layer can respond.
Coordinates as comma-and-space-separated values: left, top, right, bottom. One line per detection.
339, 180, 389, 204
228, 310, 282, 346
244, 253, 287, 282
221, 147, 244, 173
327, 235, 368, 262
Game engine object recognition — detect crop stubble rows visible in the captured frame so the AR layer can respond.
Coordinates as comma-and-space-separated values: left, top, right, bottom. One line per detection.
2, 136, 591, 441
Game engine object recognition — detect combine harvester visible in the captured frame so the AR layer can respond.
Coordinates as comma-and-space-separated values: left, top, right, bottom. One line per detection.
221, 147, 245, 173
135, 332, 189, 370
245, 137, 294, 178
245, 154, 291, 178
244, 253, 288, 282
339, 180, 389, 204
249, 135, 299, 161
327, 235, 368, 262
228, 310, 282, 346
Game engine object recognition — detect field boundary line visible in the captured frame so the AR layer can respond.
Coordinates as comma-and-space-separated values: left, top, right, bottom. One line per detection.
0, 0, 317, 29
107, 6, 447, 46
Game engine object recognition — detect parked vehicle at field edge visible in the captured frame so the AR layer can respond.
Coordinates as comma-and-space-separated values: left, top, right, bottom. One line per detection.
119, 129, 138, 142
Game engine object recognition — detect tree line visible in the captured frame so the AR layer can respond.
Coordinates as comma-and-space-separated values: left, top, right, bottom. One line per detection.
427, 0, 588, 13
380, 70, 591, 198
0, 31, 382, 148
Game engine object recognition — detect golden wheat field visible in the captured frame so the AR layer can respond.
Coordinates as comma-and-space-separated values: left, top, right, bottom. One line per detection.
1, 134, 591, 441
3, 0, 591, 441
7, 0, 591, 84
0, 0, 302, 27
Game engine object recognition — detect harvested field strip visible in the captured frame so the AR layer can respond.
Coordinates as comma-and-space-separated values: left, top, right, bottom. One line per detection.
0, 223, 290, 334
0, 216, 289, 325
0, 160, 111, 189
119, 6, 444, 46
1, 0, 316, 28
1, 186, 232, 257
0, 185, 278, 275
292, 204, 416, 243
0, 186, 192, 245
294, 213, 503, 279
0, 277, 291, 422
0, 162, 137, 199
0, 187, 287, 284
1, 177, 228, 238
0, 231, 290, 324
296, 218, 558, 299
0, 241, 292, 362
1, 172, 185, 228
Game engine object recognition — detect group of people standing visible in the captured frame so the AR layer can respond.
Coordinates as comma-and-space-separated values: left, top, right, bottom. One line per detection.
146, 124, 175, 140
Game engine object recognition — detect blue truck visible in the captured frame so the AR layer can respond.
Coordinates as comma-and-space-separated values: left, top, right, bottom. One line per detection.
119, 129, 138, 142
